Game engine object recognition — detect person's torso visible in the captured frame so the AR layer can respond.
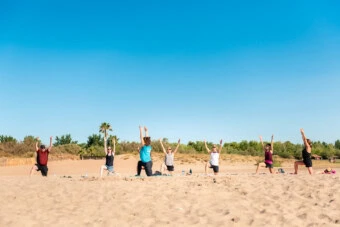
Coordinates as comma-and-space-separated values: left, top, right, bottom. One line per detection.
210, 152, 219, 166
302, 147, 311, 160
265, 150, 273, 164
140, 145, 152, 162
37, 149, 49, 166
105, 153, 114, 166
165, 153, 174, 166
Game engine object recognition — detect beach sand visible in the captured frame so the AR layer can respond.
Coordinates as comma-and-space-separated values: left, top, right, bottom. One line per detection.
0, 155, 339, 226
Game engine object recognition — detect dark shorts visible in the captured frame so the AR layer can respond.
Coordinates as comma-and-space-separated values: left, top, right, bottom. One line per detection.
303, 159, 312, 168
166, 165, 174, 171
35, 164, 48, 176
209, 165, 219, 173
265, 162, 273, 168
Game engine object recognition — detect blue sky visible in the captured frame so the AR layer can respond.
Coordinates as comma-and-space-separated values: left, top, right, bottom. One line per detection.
1, 0, 340, 145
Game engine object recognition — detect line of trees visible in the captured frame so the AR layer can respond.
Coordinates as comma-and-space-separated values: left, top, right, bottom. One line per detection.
1, 123, 340, 160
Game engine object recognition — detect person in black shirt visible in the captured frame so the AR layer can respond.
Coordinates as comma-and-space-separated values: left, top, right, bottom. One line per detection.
100, 138, 115, 177
294, 128, 313, 175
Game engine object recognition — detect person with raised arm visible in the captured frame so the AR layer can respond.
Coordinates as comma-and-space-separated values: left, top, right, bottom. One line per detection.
159, 138, 180, 175
255, 135, 274, 174
294, 128, 313, 175
136, 126, 153, 177
100, 138, 116, 177
205, 139, 223, 175
30, 136, 53, 177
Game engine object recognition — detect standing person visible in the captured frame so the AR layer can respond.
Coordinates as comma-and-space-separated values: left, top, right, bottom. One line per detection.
30, 136, 53, 177
100, 138, 116, 177
255, 135, 274, 174
159, 138, 180, 175
294, 128, 313, 175
136, 126, 153, 177
205, 140, 223, 175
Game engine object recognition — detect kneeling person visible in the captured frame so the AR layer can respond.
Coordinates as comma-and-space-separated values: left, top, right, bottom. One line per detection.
30, 136, 53, 177
205, 139, 222, 175
136, 126, 153, 176
160, 138, 180, 175
100, 138, 116, 177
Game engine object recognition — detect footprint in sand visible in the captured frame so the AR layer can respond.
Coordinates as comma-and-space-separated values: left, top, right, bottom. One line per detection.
297, 213, 307, 220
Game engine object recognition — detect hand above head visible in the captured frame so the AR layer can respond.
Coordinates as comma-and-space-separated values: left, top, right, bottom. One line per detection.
112, 138, 116, 144
220, 139, 223, 145
259, 136, 263, 141
178, 139, 181, 144
144, 126, 148, 131
159, 138, 162, 142
50, 136, 53, 140
300, 128, 304, 133
36, 137, 40, 141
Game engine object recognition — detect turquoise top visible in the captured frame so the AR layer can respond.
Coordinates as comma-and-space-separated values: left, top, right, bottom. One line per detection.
140, 145, 152, 163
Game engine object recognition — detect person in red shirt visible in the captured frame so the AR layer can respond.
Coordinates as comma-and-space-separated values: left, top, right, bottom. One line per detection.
30, 136, 53, 177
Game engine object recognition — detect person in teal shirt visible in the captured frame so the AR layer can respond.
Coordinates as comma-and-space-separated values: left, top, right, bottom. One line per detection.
136, 126, 153, 176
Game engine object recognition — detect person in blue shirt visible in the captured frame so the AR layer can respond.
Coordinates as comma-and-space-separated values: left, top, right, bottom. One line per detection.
136, 126, 153, 176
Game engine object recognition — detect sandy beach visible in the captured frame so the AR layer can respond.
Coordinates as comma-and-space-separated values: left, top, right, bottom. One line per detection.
0, 155, 339, 227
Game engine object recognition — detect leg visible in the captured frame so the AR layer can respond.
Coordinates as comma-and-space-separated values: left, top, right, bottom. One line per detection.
137, 161, 143, 176
294, 161, 304, 174
255, 162, 265, 174
41, 166, 48, 177
145, 161, 153, 176
269, 167, 273, 174
30, 165, 38, 176
100, 165, 108, 178
213, 166, 219, 175
307, 167, 313, 175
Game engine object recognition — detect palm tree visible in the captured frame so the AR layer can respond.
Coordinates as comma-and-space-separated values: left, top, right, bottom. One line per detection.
99, 122, 112, 152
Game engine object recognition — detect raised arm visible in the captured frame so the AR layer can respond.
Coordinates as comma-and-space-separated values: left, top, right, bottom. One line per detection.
35, 137, 40, 151
259, 136, 265, 151
112, 138, 116, 155
204, 140, 211, 153
300, 128, 311, 151
48, 136, 53, 151
139, 126, 145, 145
173, 139, 181, 154
270, 134, 274, 153
218, 139, 223, 153
144, 126, 149, 137
159, 138, 166, 154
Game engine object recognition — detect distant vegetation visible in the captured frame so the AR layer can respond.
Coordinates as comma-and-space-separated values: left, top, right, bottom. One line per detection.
1, 124, 340, 160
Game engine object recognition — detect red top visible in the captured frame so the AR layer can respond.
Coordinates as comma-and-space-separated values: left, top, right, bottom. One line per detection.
264, 150, 273, 164
37, 149, 49, 166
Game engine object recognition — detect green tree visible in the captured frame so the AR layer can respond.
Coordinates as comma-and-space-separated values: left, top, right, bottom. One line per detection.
335, 140, 340, 150
54, 134, 78, 146
99, 122, 112, 152
87, 134, 104, 147
0, 135, 17, 143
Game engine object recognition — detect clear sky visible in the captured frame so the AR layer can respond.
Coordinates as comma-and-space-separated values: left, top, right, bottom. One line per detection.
1, 0, 340, 145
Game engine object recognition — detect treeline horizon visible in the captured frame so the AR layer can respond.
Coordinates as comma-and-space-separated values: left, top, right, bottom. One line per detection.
1, 133, 340, 160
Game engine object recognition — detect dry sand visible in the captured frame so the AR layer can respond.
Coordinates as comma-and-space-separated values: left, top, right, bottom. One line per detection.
0, 155, 339, 226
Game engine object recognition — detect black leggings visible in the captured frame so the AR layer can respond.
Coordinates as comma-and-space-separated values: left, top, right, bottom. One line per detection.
137, 161, 153, 176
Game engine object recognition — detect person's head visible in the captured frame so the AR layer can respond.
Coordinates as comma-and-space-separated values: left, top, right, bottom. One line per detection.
212, 145, 218, 152
143, 137, 151, 146
107, 146, 112, 153
167, 146, 172, 154
306, 139, 312, 147
40, 144, 46, 152
265, 143, 271, 151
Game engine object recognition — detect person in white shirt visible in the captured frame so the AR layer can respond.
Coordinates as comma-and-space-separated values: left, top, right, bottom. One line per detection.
205, 139, 223, 175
